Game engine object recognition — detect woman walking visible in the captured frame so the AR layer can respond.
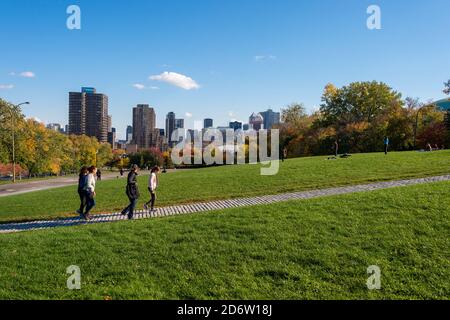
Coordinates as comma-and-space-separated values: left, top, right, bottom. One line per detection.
144, 166, 160, 212
76, 166, 88, 217
83, 166, 97, 220
121, 164, 140, 220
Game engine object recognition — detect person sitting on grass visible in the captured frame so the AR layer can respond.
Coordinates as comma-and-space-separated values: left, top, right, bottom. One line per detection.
144, 166, 160, 212
121, 164, 140, 220
76, 166, 88, 217
83, 166, 97, 220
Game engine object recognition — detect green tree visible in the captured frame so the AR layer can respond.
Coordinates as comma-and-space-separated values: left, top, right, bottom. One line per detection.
444, 80, 450, 95
319, 81, 404, 153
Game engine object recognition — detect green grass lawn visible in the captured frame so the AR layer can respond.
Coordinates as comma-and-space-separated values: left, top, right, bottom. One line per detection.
0, 181, 448, 299
0, 150, 449, 222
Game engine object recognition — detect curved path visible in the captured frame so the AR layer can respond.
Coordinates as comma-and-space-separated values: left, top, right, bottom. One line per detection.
1, 174, 449, 234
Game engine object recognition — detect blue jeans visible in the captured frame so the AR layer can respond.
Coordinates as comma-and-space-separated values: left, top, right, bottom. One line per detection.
122, 198, 138, 218
85, 195, 96, 215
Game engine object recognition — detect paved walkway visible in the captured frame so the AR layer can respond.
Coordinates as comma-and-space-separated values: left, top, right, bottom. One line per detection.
1, 174, 449, 234
0, 172, 121, 198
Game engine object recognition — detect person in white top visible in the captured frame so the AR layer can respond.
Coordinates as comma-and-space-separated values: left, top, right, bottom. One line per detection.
144, 166, 160, 212
83, 166, 97, 220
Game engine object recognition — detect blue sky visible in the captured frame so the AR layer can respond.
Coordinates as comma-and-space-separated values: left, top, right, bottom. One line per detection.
0, 0, 449, 139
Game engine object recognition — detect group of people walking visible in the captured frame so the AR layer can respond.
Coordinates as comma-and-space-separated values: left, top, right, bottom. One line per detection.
77, 165, 160, 220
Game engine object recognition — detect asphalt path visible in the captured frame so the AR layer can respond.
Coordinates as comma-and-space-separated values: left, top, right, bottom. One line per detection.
0, 172, 124, 197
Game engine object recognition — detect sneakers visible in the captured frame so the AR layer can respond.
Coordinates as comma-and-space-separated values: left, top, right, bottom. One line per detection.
84, 214, 92, 221
76, 209, 83, 215
143, 204, 148, 210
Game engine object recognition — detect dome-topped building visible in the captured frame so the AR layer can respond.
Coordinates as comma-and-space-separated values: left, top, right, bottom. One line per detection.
249, 112, 264, 131
435, 98, 450, 111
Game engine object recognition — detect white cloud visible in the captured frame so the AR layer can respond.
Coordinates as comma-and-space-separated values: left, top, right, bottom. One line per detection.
20, 71, 36, 78
149, 71, 200, 90
132, 83, 159, 90
133, 83, 146, 90
185, 112, 193, 118
254, 55, 277, 62
0, 84, 14, 90
228, 111, 235, 118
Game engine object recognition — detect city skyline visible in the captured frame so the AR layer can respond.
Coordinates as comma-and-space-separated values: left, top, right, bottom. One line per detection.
1, 0, 450, 140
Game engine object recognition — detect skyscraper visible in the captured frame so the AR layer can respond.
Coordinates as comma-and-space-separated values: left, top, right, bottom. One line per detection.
107, 115, 112, 133
132, 104, 156, 149
68, 87, 109, 143
108, 128, 116, 150
165, 112, 176, 145
126, 125, 133, 143
260, 109, 280, 130
204, 118, 213, 129
175, 118, 184, 129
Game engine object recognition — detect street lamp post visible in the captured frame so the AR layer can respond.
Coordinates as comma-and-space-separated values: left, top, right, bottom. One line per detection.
9, 102, 30, 183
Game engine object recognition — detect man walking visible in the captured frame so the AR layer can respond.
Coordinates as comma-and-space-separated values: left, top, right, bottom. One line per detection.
121, 164, 140, 220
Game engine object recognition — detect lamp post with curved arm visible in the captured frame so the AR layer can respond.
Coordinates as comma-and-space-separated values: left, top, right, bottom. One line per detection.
9, 102, 30, 183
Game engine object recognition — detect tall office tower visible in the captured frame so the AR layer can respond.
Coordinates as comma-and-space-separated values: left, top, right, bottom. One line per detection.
68, 87, 109, 142
126, 125, 133, 143
132, 104, 156, 149
229, 121, 243, 131
259, 109, 280, 130
165, 112, 176, 144
175, 118, 184, 129
204, 118, 213, 129
108, 128, 116, 150
107, 115, 112, 133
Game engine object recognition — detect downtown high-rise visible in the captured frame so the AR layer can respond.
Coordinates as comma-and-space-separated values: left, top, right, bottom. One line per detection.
68, 87, 109, 143
132, 104, 157, 149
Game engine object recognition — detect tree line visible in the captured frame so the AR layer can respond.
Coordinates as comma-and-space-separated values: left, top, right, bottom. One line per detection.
276, 81, 449, 157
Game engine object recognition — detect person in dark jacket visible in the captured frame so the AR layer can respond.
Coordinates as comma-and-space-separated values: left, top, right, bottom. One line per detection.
76, 166, 88, 217
121, 164, 140, 220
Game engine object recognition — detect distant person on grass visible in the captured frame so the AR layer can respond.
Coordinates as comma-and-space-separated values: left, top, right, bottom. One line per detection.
384, 137, 390, 155
76, 166, 88, 217
144, 166, 160, 212
121, 164, 140, 220
83, 166, 97, 220
96, 169, 102, 181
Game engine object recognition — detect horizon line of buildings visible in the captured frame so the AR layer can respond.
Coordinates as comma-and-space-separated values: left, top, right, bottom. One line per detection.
56, 87, 281, 152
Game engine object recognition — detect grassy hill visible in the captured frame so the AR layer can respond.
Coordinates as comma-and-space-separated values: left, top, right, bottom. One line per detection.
0, 181, 448, 299
0, 150, 449, 222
